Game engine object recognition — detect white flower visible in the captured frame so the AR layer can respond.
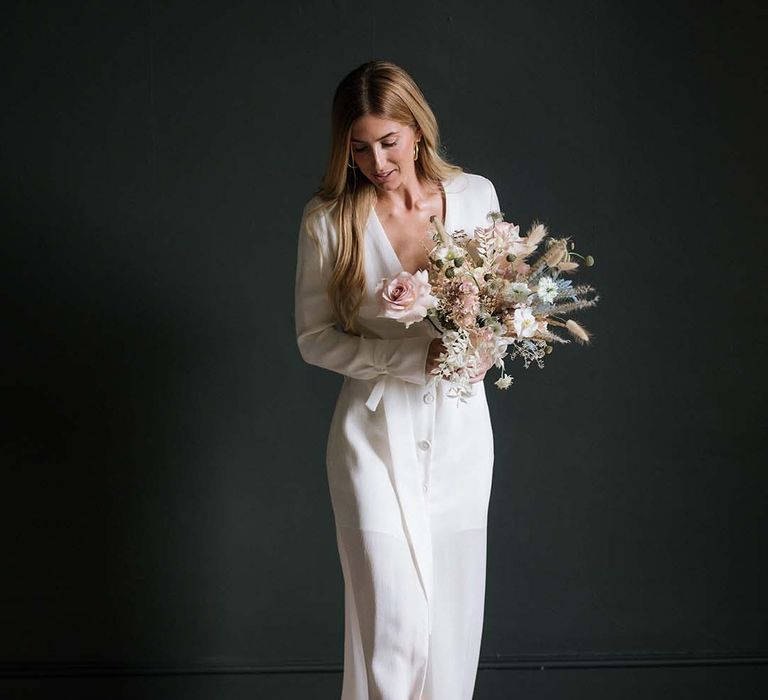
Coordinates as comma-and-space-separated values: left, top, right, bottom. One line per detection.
495, 375, 513, 390
431, 244, 464, 263
536, 276, 558, 304
502, 282, 531, 305
433, 245, 450, 260
513, 307, 539, 338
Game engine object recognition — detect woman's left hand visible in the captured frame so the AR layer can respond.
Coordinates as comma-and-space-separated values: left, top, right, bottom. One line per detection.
468, 353, 494, 384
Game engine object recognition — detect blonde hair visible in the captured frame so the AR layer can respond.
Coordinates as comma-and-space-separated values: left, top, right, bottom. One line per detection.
306, 60, 463, 334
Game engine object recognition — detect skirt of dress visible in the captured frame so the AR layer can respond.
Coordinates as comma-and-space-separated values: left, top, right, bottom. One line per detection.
326, 375, 494, 700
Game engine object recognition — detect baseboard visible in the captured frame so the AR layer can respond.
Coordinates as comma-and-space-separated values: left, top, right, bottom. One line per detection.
2, 650, 767, 678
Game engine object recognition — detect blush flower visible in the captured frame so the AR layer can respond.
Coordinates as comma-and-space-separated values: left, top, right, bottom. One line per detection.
452, 279, 480, 328
376, 270, 437, 328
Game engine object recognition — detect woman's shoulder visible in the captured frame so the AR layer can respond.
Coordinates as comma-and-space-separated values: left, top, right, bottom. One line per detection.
300, 195, 339, 232
443, 170, 496, 198
298, 195, 339, 259
301, 194, 334, 224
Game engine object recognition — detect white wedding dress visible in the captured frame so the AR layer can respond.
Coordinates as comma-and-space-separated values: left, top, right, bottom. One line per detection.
294, 172, 501, 700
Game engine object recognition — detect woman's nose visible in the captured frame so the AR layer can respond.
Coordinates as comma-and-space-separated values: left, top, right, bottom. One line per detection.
372, 146, 385, 170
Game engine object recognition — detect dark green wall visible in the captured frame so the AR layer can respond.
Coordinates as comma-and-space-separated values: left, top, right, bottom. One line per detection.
2, 0, 766, 697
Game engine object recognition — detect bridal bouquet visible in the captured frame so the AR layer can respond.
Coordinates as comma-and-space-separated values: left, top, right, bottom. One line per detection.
375, 212, 600, 401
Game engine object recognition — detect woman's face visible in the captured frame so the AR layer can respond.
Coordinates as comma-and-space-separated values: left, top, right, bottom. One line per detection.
349, 114, 420, 191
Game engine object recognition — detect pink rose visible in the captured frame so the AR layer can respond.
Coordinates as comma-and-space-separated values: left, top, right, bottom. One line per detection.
376, 270, 438, 328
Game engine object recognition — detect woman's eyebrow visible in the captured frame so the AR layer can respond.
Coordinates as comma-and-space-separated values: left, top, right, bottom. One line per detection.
350, 131, 399, 143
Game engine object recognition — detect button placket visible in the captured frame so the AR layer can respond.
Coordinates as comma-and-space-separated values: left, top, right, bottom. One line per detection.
417, 438, 431, 495
419, 385, 437, 496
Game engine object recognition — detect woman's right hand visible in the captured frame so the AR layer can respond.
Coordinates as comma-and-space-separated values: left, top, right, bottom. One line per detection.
425, 338, 446, 378
425, 337, 494, 384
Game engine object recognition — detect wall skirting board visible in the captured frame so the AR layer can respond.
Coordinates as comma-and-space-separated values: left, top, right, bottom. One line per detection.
2, 651, 766, 678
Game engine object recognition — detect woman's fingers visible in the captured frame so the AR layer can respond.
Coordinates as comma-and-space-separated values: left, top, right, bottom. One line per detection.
468, 369, 488, 384
425, 340, 494, 383
425, 338, 444, 375
468, 355, 494, 383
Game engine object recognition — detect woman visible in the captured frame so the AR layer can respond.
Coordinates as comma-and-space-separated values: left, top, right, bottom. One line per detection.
294, 60, 501, 700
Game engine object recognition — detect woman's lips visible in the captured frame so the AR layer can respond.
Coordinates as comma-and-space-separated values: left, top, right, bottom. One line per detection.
374, 170, 394, 182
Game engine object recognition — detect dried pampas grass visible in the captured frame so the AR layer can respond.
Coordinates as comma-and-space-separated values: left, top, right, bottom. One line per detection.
526, 221, 548, 246
565, 319, 592, 344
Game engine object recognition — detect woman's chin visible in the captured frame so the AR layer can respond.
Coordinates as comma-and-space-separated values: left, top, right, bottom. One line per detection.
369, 172, 397, 188
372, 172, 411, 191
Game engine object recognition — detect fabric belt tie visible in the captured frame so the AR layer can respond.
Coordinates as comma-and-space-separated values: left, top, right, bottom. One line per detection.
365, 374, 388, 412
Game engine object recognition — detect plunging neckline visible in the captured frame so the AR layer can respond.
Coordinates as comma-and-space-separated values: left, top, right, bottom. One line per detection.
371, 180, 451, 276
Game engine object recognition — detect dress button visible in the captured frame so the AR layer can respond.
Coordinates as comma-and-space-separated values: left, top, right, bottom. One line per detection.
422, 482, 429, 493
423, 392, 434, 404
417, 440, 431, 451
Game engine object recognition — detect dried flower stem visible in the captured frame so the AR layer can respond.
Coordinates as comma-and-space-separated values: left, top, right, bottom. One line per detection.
570, 284, 598, 296
430, 215, 450, 247
548, 296, 600, 314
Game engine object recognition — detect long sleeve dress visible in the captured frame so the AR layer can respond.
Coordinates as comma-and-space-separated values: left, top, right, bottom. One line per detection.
294, 171, 501, 700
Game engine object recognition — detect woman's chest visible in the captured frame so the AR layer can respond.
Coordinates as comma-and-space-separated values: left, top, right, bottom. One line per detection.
374, 200, 444, 276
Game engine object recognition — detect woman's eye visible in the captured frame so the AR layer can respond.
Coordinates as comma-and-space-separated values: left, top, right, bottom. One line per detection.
352, 141, 397, 153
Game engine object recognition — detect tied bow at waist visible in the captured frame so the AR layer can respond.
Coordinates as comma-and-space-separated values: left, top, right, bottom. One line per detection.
365, 373, 442, 412
365, 374, 388, 412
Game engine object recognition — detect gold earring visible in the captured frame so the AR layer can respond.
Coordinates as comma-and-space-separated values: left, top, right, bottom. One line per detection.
413, 141, 420, 161
348, 152, 357, 169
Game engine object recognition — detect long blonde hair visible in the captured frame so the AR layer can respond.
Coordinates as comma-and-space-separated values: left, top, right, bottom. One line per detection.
306, 60, 463, 334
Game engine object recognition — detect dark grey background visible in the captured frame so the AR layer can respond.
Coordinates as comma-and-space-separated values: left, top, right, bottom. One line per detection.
2, 1, 766, 698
